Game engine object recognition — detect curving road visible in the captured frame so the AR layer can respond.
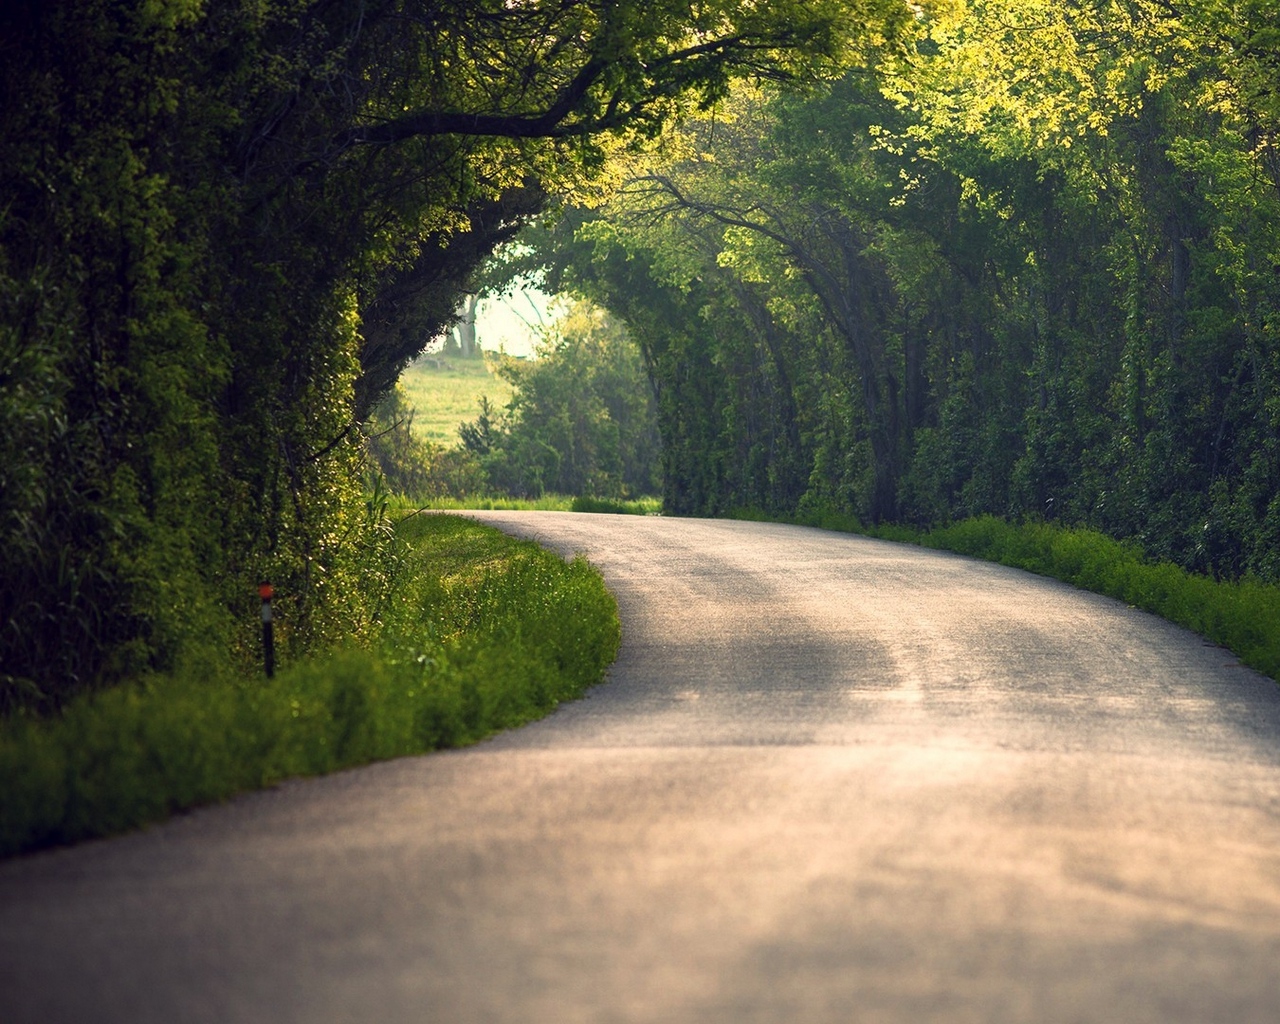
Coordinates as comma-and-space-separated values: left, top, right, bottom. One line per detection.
4, 513, 1280, 1022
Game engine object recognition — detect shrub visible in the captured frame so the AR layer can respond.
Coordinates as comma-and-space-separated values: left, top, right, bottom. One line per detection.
0, 515, 620, 858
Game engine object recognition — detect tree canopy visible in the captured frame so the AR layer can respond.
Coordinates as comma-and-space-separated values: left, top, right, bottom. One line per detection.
528, 0, 1280, 577
9, 0, 1278, 711
0, 0, 907, 711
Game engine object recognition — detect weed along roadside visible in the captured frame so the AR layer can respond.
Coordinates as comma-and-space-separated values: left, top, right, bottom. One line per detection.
0, 516, 620, 859
732, 507, 1280, 686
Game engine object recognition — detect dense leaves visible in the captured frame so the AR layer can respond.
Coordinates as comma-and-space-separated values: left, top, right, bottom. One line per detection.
1, 0, 888, 712
0, 514, 621, 856
534, 0, 1280, 577
462, 300, 661, 498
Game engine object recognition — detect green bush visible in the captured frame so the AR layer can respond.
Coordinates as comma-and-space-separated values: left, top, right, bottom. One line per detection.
570, 495, 663, 515
394, 493, 578, 512
459, 301, 662, 500
0, 515, 620, 858
365, 385, 489, 499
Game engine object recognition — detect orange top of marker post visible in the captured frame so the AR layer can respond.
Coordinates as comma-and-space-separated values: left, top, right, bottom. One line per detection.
259, 583, 274, 600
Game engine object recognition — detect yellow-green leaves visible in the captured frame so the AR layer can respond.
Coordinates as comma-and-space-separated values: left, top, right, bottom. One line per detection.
888, 0, 1188, 159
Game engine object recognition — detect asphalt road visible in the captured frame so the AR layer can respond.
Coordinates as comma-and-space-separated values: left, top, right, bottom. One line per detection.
3, 512, 1280, 1023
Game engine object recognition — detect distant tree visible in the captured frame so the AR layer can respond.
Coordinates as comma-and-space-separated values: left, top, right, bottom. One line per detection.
466, 301, 661, 497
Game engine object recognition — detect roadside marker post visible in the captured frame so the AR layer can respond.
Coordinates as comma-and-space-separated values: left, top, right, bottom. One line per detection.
259, 583, 275, 678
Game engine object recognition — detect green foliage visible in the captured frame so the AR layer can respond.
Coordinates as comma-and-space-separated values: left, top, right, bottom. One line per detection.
365, 385, 489, 500
395, 357, 515, 446
570, 495, 664, 515
0, 1, 236, 711
400, 495, 580, 512
463, 300, 662, 499
534, 200, 815, 517
2, 0, 849, 712
530, 0, 1280, 583
0, 515, 620, 858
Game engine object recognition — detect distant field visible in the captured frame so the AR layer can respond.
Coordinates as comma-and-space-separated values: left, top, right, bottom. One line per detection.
398, 355, 514, 445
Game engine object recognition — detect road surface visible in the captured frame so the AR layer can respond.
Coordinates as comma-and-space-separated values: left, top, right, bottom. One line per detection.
3, 513, 1280, 1023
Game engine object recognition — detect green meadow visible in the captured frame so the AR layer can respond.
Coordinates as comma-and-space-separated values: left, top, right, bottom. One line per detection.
397, 355, 514, 445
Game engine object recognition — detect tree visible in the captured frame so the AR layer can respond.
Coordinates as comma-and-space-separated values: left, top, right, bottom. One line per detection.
0, 0, 901, 711
542, 76, 943, 521
524, 0, 1280, 579
466, 300, 661, 498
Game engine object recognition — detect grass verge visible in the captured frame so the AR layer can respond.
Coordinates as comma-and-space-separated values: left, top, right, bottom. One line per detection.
0, 515, 620, 859
397, 494, 577, 512
569, 495, 663, 515
732, 508, 1280, 684
393, 494, 663, 514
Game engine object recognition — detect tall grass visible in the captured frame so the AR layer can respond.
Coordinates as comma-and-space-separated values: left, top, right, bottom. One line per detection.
0, 515, 620, 858
397, 494, 577, 512
391, 494, 663, 515
569, 495, 663, 515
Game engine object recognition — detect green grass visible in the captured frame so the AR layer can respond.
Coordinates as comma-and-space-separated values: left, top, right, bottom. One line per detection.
732, 506, 1280, 686
0, 515, 620, 858
391, 494, 663, 514
398, 355, 514, 444
569, 495, 664, 515
396, 493, 576, 512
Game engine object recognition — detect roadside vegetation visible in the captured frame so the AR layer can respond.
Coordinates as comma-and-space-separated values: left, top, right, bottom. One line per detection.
525, 3, 1280, 591
368, 299, 662, 508
6, 0, 1279, 858
734, 507, 1280, 685
1, 0, 853, 716
0, 515, 620, 858
396, 495, 662, 515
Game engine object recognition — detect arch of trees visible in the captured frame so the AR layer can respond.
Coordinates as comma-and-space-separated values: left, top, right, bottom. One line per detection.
0, 0, 904, 711
527, 0, 1280, 583
6, 0, 1278, 713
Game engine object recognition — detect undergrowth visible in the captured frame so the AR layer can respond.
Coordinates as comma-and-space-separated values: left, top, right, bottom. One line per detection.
391, 493, 663, 515
732, 507, 1280, 684
0, 515, 620, 858
569, 495, 663, 515
394, 494, 577, 512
